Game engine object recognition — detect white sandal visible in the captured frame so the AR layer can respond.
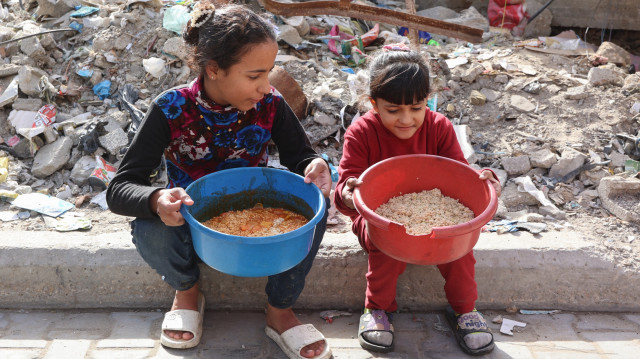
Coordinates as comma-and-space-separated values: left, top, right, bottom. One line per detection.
160, 292, 205, 349
265, 324, 332, 359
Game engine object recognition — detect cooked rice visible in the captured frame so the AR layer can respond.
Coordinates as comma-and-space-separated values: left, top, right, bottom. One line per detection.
202, 204, 308, 237
375, 189, 474, 235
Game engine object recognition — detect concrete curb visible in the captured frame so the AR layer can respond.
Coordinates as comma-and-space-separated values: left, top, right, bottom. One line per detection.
1, 230, 639, 311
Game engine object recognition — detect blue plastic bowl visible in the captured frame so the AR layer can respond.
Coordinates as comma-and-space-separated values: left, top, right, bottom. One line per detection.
180, 167, 326, 277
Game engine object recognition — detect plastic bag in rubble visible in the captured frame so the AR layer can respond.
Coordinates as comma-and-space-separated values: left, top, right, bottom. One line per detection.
143, 57, 167, 78
163, 5, 190, 35
116, 84, 145, 141
8, 104, 56, 139
93, 80, 111, 100
11, 193, 74, 217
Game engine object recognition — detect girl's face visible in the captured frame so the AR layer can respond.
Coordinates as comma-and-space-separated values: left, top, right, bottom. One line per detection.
204, 40, 278, 111
371, 97, 428, 140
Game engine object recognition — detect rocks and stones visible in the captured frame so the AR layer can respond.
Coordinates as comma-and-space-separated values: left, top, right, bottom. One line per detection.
36, 0, 77, 18
501, 182, 540, 208
469, 90, 486, 105
588, 67, 624, 87
20, 37, 46, 59
595, 41, 632, 66
549, 147, 587, 182
98, 127, 128, 156
501, 156, 532, 176
461, 63, 485, 83
281, 16, 310, 37
163, 37, 187, 61
510, 95, 535, 113
31, 137, 73, 178
70, 155, 96, 186
0, 64, 21, 78
277, 24, 303, 46
313, 111, 336, 126
17, 66, 49, 97
494, 74, 509, 84
11, 98, 43, 111
597, 176, 640, 223
622, 74, 640, 92
480, 88, 500, 102
564, 85, 589, 100
529, 148, 557, 168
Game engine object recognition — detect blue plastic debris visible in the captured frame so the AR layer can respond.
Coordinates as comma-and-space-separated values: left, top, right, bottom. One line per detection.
398, 27, 431, 44
76, 69, 94, 78
93, 80, 111, 100
427, 93, 438, 111
321, 154, 339, 183
69, 21, 83, 32
340, 68, 356, 74
70, 6, 100, 18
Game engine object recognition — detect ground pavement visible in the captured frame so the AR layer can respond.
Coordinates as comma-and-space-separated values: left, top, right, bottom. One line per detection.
1, 308, 639, 358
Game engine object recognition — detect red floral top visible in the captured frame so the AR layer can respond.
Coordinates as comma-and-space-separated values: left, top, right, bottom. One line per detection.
107, 77, 319, 218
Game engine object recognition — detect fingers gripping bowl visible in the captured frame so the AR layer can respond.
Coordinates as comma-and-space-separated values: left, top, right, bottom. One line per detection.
180, 167, 326, 277
353, 154, 498, 265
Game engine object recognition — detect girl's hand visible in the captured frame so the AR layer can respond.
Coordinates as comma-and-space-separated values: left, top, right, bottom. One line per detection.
304, 158, 332, 197
479, 170, 502, 197
341, 177, 363, 209
151, 187, 194, 226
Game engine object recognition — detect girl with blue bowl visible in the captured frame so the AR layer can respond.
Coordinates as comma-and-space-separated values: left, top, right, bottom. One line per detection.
106, 2, 331, 358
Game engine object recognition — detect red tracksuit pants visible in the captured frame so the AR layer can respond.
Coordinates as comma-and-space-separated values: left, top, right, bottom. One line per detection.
352, 216, 478, 314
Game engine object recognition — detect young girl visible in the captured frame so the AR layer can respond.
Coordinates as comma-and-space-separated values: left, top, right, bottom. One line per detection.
106, 3, 331, 358
334, 50, 502, 356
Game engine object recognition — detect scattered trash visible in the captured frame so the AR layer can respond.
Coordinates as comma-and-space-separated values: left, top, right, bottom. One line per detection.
398, 27, 431, 44
624, 159, 639, 174
88, 156, 117, 190
162, 5, 191, 35
0, 210, 29, 222
142, 57, 167, 78
432, 315, 450, 332
539, 30, 596, 52
90, 190, 109, 210
55, 215, 92, 231
500, 318, 527, 335
0, 77, 19, 107
519, 309, 561, 315
76, 69, 94, 78
70, 6, 100, 18
11, 193, 74, 217
319, 310, 352, 323
92, 80, 112, 100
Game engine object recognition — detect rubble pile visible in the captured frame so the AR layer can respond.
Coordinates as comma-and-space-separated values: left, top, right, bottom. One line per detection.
0, 1, 639, 265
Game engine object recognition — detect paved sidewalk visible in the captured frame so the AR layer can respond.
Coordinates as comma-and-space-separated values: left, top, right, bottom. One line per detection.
1, 308, 639, 358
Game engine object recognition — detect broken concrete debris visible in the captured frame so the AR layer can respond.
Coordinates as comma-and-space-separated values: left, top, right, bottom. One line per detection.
0, 1, 638, 241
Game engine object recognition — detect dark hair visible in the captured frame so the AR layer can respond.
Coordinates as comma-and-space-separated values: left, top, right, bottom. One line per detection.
368, 51, 430, 105
182, 1, 276, 74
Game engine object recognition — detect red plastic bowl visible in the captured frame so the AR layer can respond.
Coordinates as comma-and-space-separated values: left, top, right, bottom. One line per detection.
353, 154, 498, 265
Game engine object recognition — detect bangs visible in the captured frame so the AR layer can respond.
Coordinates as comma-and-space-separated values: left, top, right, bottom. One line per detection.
373, 62, 429, 105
